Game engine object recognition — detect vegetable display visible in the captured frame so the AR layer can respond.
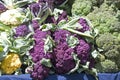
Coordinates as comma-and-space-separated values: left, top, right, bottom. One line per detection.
0, 0, 120, 80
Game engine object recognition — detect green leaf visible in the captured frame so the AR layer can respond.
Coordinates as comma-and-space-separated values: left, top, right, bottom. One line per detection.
12, 36, 34, 54
67, 53, 80, 74
0, 46, 4, 52
0, 22, 11, 31
91, 50, 99, 58
44, 35, 55, 53
67, 35, 79, 48
40, 58, 52, 67
0, 45, 9, 61
58, 17, 94, 39
0, 32, 11, 46
14, 0, 34, 8
40, 24, 56, 31
53, 8, 63, 20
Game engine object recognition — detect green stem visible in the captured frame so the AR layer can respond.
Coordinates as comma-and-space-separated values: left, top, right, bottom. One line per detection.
63, 27, 94, 39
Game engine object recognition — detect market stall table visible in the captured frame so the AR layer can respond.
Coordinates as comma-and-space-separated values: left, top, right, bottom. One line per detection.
0, 72, 120, 80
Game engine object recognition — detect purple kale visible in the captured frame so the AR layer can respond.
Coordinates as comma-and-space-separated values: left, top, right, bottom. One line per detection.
0, 3, 7, 13
78, 18, 90, 32
75, 39, 91, 64
53, 30, 76, 74
15, 25, 30, 37
31, 62, 50, 80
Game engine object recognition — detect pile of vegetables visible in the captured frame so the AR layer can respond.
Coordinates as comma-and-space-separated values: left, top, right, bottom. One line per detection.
0, 0, 119, 80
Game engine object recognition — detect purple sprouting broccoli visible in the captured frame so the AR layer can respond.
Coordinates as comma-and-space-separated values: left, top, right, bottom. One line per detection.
75, 39, 91, 64
53, 29, 76, 74
0, 3, 7, 13
15, 25, 30, 37
31, 62, 50, 80
78, 18, 90, 32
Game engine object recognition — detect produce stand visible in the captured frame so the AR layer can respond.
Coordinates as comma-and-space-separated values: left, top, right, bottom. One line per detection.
0, 72, 120, 80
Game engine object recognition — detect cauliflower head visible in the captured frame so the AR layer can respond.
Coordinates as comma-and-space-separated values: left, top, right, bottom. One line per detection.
0, 9, 25, 26
0, 52, 22, 74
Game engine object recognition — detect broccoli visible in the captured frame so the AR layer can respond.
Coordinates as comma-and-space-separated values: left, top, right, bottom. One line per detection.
72, 0, 92, 16
71, 0, 104, 16
96, 33, 119, 51
87, 3, 120, 35
95, 33, 120, 71
95, 59, 119, 73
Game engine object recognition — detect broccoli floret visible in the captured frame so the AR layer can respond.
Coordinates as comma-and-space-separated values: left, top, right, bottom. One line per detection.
95, 59, 119, 73
104, 45, 120, 60
96, 33, 119, 51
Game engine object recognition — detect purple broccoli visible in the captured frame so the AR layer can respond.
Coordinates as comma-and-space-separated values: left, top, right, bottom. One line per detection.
30, 29, 54, 79
78, 18, 90, 32
53, 29, 70, 43
31, 62, 50, 80
32, 20, 40, 31
53, 29, 76, 73
75, 39, 91, 64
15, 25, 30, 37
54, 42, 76, 73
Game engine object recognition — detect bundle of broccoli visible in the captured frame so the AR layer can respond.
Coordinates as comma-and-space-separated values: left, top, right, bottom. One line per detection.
71, 0, 120, 73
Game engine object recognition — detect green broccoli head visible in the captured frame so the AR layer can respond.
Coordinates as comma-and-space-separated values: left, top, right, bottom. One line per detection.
95, 59, 119, 73
96, 33, 119, 51
96, 33, 120, 69
87, 3, 120, 34
105, 45, 120, 60
72, 0, 92, 16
